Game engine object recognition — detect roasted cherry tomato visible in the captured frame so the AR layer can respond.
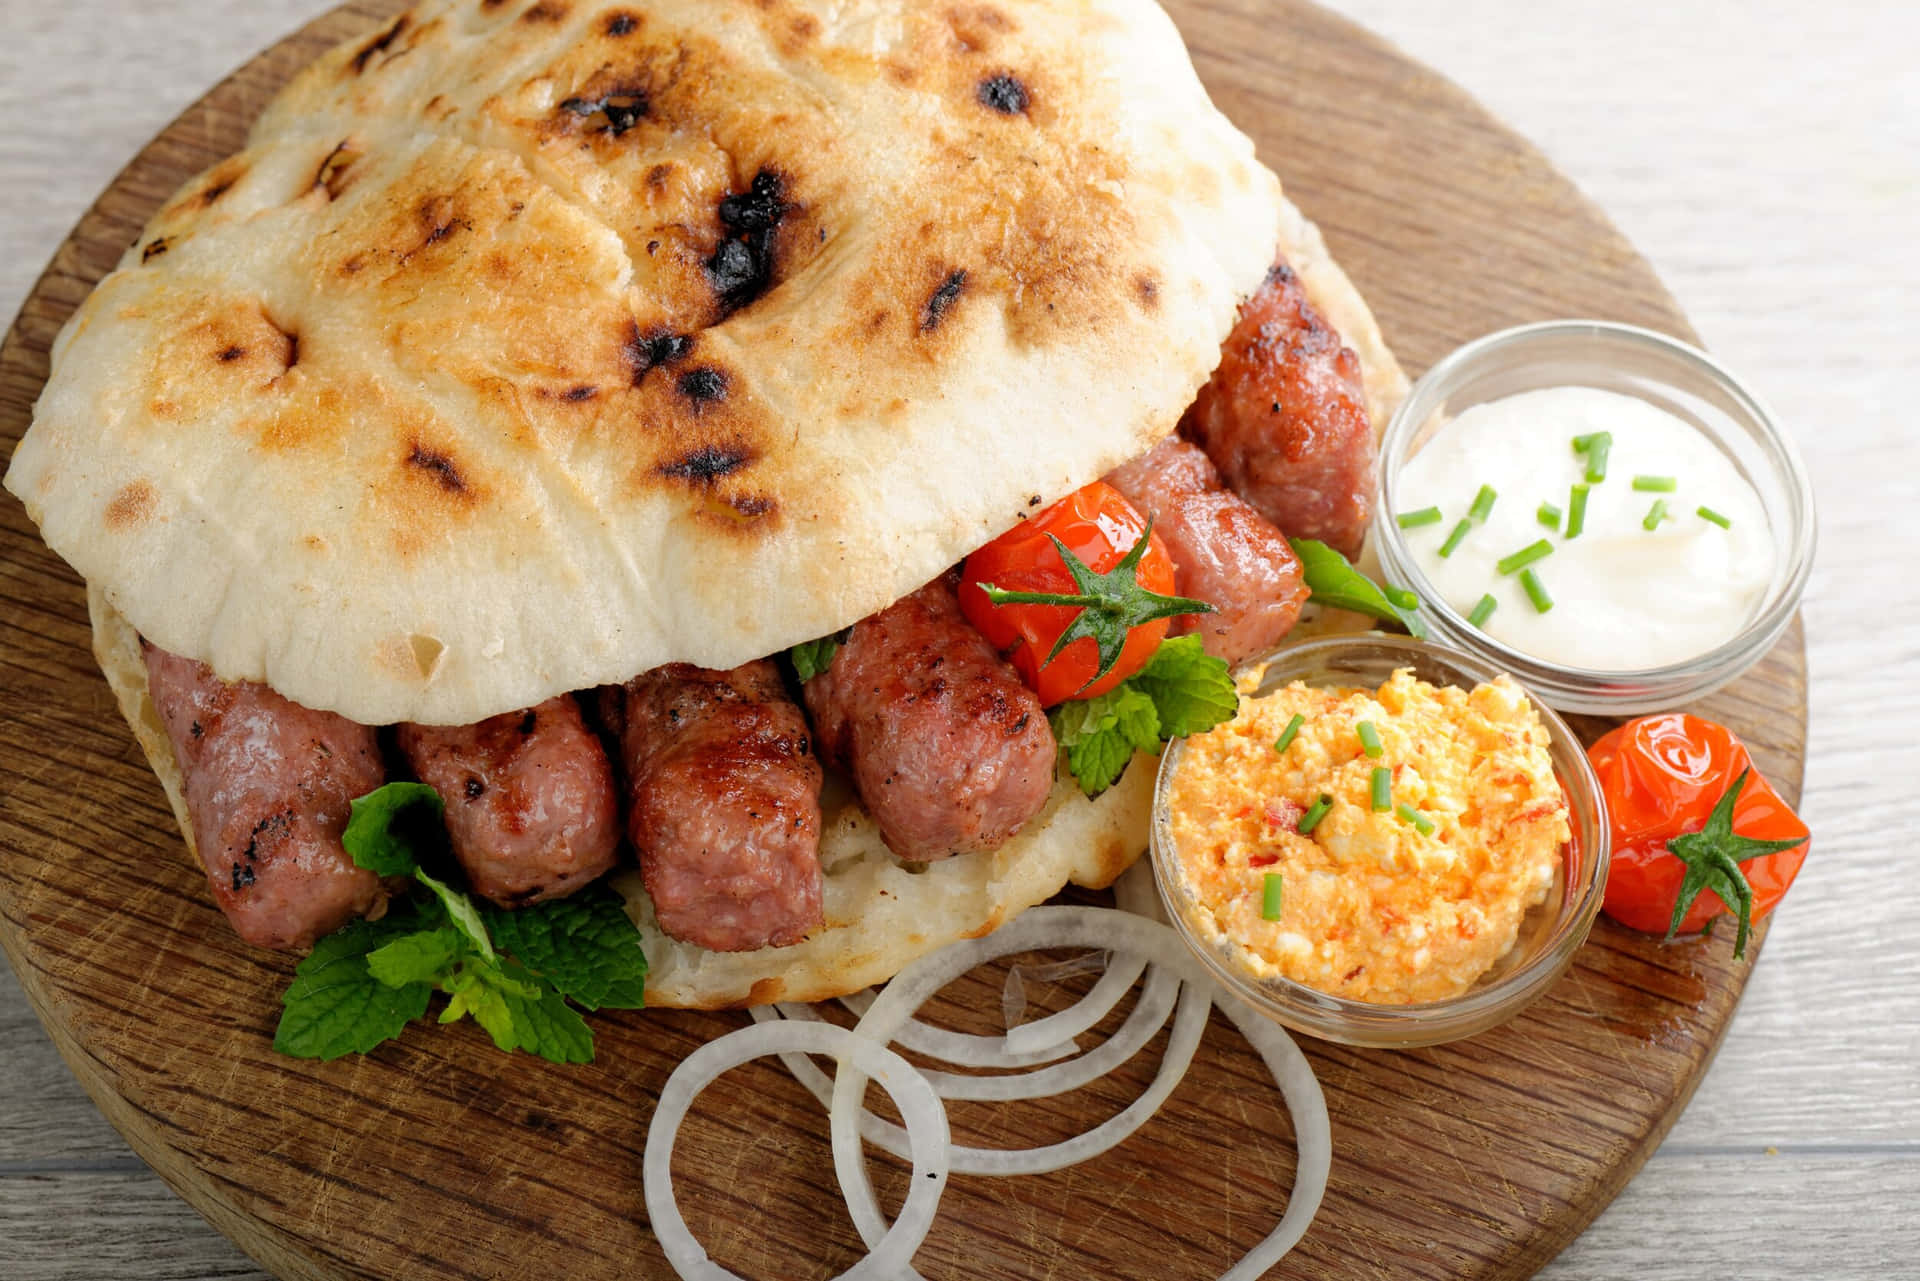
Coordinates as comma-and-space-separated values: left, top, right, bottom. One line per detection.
1589, 713, 1809, 954
958, 482, 1183, 706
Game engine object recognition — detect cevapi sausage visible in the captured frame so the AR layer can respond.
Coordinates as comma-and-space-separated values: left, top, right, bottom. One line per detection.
1181, 260, 1377, 558
804, 578, 1056, 862
142, 643, 387, 951
621, 661, 824, 952
395, 696, 619, 908
1105, 436, 1309, 665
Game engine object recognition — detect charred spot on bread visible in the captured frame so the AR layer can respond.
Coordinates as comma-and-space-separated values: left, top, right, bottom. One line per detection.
622, 326, 693, 382
705, 170, 790, 312
977, 72, 1030, 115
658, 445, 750, 483
522, 1, 569, 23
677, 366, 729, 405
560, 384, 599, 403
559, 87, 651, 137
605, 11, 639, 36
350, 15, 408, 76
218, 345, 247, 363
406, 443, 467, 494
142, 237, 171, 263
921, 269, 968, 332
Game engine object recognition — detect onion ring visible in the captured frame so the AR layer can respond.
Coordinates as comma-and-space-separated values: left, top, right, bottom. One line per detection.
644, 1020, 949, 1281
836, 988, 1079, 1068
1000, 950, 1147, 1056
829, 906, 1331, 1280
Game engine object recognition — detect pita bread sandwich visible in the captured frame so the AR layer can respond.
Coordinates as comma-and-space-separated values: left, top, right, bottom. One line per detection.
5, 0, 1404, 1018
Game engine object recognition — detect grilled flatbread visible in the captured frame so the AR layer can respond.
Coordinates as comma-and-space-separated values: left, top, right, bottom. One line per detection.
27, 0, 1406, 1008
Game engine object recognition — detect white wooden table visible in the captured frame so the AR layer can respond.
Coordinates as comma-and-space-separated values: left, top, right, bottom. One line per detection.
2, 1, 1914, 1276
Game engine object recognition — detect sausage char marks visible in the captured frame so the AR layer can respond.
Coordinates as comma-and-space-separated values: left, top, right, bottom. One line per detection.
620, 660, 825, 952
142, 643, 387, 951
1104, 436, 1308, 665
1181, 259, 1376, 559
803, 577, 1056, 862
396, 695, 619, 908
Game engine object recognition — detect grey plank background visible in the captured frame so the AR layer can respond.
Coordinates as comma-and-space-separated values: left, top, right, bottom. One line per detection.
1, 0, 1914, 1277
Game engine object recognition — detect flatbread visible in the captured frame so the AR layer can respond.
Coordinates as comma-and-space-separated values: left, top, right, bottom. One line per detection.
56, 0, 1408, 1010
10, 0, 1288, 727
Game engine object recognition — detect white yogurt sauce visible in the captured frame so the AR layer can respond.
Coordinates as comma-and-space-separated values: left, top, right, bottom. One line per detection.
1397, 387, 1774, 672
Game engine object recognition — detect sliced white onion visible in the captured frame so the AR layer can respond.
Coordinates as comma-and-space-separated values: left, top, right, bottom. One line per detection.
1001, 950, 1147, 1056
837, 987, 1079, 1068
644, 1019, 949, 1281
829, 906, 1331, 1281
1210, 992, 1332, 1280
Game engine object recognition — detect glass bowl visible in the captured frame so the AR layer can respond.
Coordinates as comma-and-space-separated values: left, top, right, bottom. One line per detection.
1372, 320, 1816, 715
1149, 633, 1608, 1048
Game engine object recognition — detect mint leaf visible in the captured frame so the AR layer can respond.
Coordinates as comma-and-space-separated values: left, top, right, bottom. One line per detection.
1289, 538, 1428, 639
481, 884, 649, 1011
498, 963, 596, 1064
1130, 635, 1239, 737
440, 965, 520, 1050
1050, 684, 1161, 796
415, 868, 496, 964
364, 927, 464, 989
789, 632, 847, 683
342, 782, 444, 877
274, 916, 433, 1060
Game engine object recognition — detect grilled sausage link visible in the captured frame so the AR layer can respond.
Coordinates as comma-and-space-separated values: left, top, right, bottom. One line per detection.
395, 696, 619, 909
142, 643, 387, 951
1181, 259, 1376, 558
621, 661, 824, 952
804, 578, 1056, 862
1105, 436, 1309, 665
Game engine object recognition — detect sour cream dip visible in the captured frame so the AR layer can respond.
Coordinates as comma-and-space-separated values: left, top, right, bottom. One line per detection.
1396, 387, 1775, 672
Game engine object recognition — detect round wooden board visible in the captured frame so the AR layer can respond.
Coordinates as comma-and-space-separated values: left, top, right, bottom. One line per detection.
0, 2, 1808, 1279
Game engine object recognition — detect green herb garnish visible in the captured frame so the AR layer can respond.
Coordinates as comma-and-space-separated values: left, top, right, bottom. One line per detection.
1288, 538, 1427, 638
1438, 518, 1473, 559
1273, 713, 1305, 755
1356, 720, 1383, 759
1047, 635, 1237, 797
1468, 485, 1499, 523
1520, 567, 1554, 613
1396, 506, 1444, 529
1698, 505, 1732, 529
1537, 502, 1562, 531
789, 629, 850, 682
1566, 483, 1590, 540
1369, 766, 1392, 813
1261, 873, 1284, 921
1643, 499, 1671, 531
1396, 803, 1436, 836
1496, 539, 1554, 576
1297, 793, 1334, 835
1633, 475, 1677, 493
1467, 593, 1498, 628
275, 783, 647, 1063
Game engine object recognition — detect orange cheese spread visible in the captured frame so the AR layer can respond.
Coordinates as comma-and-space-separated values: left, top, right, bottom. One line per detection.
1166, 668, 1569, 1004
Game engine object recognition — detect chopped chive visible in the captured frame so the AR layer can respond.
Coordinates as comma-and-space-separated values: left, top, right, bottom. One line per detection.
1537, 502, 1562, 530
1261, 872, 1284, 921
1468, 484, 1498, 523
1297, 793, 1334, 834
1519, 567, 1553, 613
1369, 766, 1392, 813
1385, 585, 1420, 611
1583, 433, 1612, 483
1396, 506, 1444, 529
1571, 432, 1602, 452
1633, 475, 1677, 493
1273, 713, 1305, 755
1698, 505, 1732, 529
1438, 518, 1473, 558
1642, 498, 1670, 531
1566, 483, 1590, 540
1396, 803, 1436, 836
1356, 720, 1383, 758
1467, 593, 1498, 627
1495, 539, 1554, 575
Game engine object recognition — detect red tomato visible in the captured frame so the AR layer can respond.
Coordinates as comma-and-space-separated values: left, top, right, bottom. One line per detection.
1589, 713, 1809, 940
957, 482, 1177, 706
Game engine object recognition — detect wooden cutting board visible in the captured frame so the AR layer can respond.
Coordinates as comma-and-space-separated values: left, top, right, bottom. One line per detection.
0, 1, 1808, 1278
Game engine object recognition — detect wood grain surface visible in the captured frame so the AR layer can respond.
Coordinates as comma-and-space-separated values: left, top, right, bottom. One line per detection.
0, 2, 1822, 1279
